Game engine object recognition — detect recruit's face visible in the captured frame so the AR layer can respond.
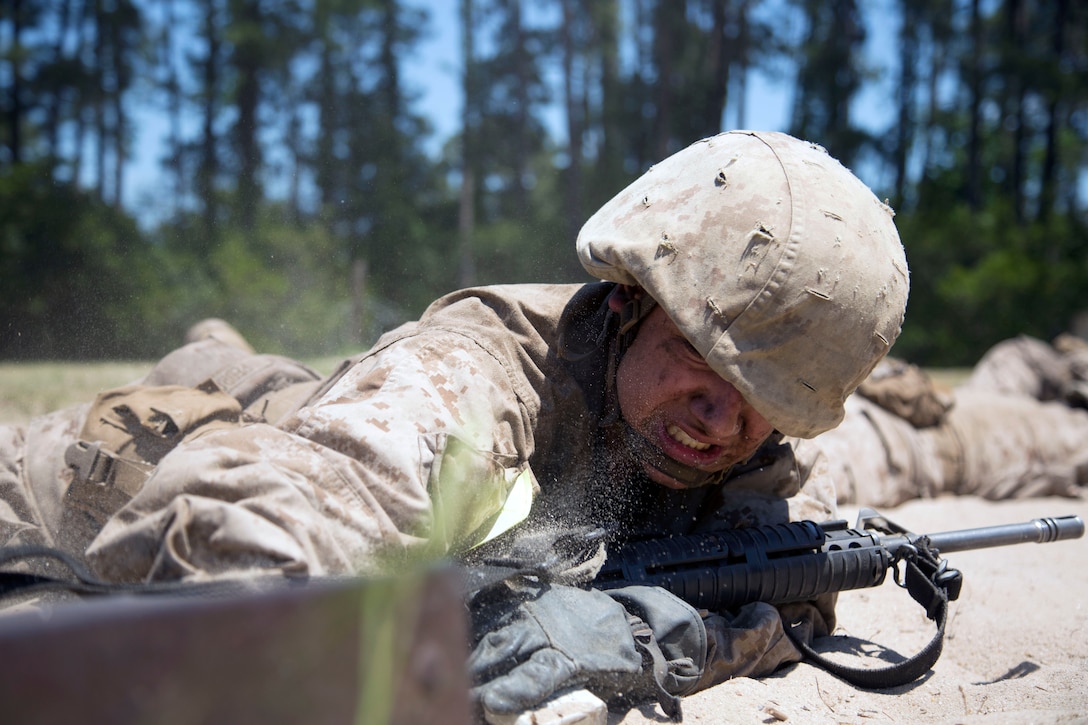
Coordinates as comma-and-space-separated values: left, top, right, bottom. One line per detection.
615, 306, 775, 490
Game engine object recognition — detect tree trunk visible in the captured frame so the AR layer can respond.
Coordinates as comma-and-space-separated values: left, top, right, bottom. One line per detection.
920, 3, 948, 186
111, 11, 128, 212
198, 0, 222, 245
44, 0, 77, 165
733, 0, 750, 129
510, 0, 530, 219
234, 0, 262, 231
6, 0, 24, 165
1005, 0, 1027, 223
287, 110, 303, 225
112, 82, 125, 210
651, 0, 682, 159
315, 39, 337, 215
561, 0, 585, 247
893, 0, 920, 209
702, 0, 730, 137
1037, 0, 1068, 222
71, 0, 93, 186
164, 0, 184, 219
94, 7, 107, 201
458, 0, 478, 288
965, 0, 983, 209
594, 0, 623, 191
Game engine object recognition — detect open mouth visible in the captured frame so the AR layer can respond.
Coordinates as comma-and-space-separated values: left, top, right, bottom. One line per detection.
665, 423, 711, 452
622, 423, 730, 489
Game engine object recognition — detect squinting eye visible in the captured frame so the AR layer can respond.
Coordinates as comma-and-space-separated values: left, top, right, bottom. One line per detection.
672, 337, 703, 363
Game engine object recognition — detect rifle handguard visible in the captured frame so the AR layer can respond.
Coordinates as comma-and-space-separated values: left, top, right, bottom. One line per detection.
594, 520, 892, 611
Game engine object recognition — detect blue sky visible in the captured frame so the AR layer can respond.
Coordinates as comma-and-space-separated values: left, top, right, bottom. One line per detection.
399, 0, 899, 146
122, 0, 898, 226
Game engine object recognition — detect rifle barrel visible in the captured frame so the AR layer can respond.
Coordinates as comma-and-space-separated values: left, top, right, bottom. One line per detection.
921, 515, 1084, 554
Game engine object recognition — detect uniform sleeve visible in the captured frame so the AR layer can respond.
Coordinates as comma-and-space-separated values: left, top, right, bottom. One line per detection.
87, 329, 541, 583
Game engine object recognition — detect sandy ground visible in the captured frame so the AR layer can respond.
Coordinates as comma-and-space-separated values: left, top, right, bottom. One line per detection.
614, 495, 1088, 725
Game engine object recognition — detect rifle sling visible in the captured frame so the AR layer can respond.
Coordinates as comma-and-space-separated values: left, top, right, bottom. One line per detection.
0, 545, 309, 601
785, 550, 951, 690
0, 545, 202, 598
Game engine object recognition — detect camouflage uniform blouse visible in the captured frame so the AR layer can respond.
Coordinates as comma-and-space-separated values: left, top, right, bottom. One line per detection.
6, 282, 839, 688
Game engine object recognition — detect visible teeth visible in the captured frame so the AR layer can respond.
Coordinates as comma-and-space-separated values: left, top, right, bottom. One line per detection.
667, 424, 710, 451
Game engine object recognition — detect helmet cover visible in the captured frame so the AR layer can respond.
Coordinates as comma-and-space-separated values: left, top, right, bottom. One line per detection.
577, 130, 909, 438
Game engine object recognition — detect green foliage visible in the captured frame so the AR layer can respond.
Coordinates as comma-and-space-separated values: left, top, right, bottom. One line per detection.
469, 151, 586, 287
0, 163, 419, 361
0, 164, 166, 359
200, 217, 356, 356
894, 203, 1088, 365
149, 207, 384, 358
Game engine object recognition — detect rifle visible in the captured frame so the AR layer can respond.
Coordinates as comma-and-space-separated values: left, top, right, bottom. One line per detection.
593, 508, 1084, 688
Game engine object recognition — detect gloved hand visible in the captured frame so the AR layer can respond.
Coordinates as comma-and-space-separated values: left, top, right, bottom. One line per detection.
469, 583, 706, 720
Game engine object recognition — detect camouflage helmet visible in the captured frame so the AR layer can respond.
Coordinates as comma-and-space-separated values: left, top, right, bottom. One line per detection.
576, 130, 909, 438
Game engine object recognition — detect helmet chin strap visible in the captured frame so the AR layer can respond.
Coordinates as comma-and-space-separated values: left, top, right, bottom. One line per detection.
615, 290, 656, 345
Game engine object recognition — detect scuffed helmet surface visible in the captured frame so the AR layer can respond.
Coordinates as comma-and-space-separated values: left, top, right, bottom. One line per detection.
577, 130, 909, 438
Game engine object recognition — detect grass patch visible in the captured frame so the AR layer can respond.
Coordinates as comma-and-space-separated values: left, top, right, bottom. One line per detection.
925, 368, 973, 390
0, 357, 345, 426
0, 361, 153, 425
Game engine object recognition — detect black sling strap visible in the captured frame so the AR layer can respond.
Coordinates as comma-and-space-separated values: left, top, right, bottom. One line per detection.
0, 545, 311, 601
0, 545, 145, 598
785, 540, 959, 689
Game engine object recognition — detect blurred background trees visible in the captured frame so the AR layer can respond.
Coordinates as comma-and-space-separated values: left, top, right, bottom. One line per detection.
2, 0, 1086, 364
